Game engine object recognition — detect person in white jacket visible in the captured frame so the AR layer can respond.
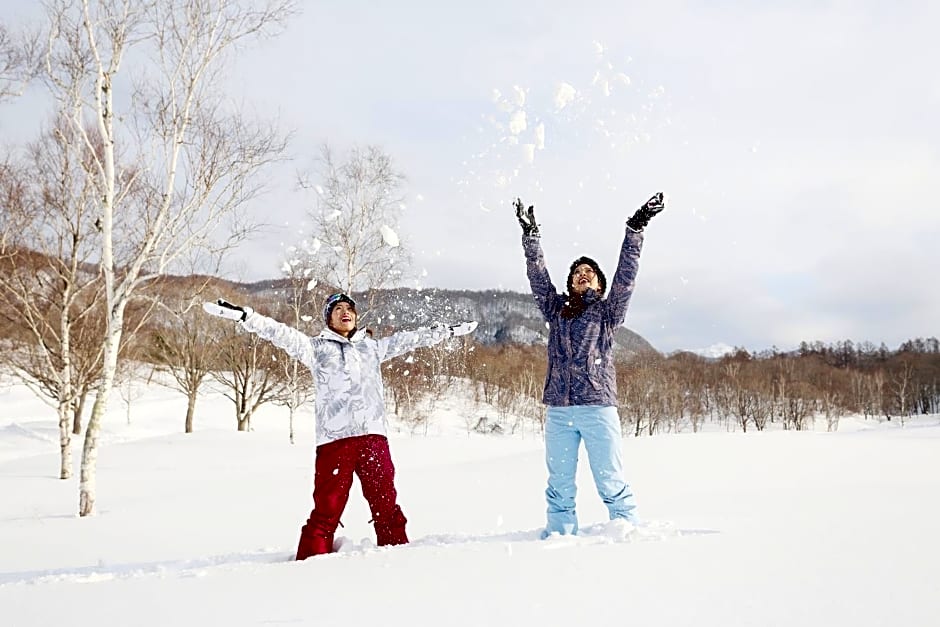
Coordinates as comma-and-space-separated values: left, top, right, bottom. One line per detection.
205, 292, 477, 559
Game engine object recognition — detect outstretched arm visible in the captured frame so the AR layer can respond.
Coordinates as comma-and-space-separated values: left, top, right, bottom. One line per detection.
516, 198, 563, 321
377, 321, 478, 362
205, 299, 321, 367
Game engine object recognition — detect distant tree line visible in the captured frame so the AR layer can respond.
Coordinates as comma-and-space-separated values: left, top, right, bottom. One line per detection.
378, 336, 940, 437
2, 260, 937, 443
615, 338, 939, 435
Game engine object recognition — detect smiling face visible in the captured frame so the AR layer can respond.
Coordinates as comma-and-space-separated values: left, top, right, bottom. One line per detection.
570, 263, 600, 295
329, 301, 357, 337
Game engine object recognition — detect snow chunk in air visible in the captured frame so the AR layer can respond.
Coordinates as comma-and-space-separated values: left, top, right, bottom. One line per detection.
554, 82, 577, 110
380, 225, 400, 247
509, 110, 527, 135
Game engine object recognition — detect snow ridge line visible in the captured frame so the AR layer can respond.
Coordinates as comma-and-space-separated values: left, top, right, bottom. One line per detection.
331, 520, 714, 555
0, 521, 714, 586
0, 548, 289, 587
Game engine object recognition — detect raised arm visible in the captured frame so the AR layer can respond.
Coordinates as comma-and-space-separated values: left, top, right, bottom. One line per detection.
605, 193, 665, 324
516, 198, 564, 321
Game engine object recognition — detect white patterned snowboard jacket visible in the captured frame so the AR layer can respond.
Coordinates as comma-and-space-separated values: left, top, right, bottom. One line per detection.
241, 312, 450, 446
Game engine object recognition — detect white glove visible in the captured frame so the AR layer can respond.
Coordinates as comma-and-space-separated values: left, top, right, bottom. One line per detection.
202, 299, 252, 322
448, 321, 478, 337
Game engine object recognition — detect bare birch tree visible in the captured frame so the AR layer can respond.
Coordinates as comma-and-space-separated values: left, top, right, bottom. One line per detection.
298, 144, 411, 316
0, 118, 104, 479
869, 369, 888, 420
146, 278, 223, 433
270, 251, 323, 443
213, 320, 287, 432
37, 0, 295, 515
889, 358, 915, 425
0, 22, 37, 101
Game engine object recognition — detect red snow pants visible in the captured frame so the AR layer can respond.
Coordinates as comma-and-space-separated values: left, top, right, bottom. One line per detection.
295, 434, 408, 560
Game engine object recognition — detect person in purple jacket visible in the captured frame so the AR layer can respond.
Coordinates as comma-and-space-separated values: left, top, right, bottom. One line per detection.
514, 192, 665, 537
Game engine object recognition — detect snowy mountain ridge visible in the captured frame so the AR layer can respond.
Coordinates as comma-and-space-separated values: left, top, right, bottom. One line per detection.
244, 281, 659, 358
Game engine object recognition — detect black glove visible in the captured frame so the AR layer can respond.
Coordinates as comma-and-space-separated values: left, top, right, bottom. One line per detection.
626, 192, 666, 232
514, 198, 540, 237
202, 299, 251, 322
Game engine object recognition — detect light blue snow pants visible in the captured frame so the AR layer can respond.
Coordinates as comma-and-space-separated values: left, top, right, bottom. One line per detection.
544, 405, 638, 535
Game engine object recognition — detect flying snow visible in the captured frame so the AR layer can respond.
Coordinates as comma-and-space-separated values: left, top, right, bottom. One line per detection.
460, 40, 670, 209
522, 144, 536, 164
554, 82, 577, 110
491, 88, 513, 112
380, 225, 400, 247
509, 110, 527, 135
511, 85, 526, 107
534, 122, 545, 150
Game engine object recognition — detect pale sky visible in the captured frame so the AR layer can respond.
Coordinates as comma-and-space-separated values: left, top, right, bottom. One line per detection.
2, 1, 939, 353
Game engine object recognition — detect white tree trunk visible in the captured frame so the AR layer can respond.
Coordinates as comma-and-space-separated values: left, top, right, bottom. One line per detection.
79, 322, 122, 516
58, 400, 71, 480
78, 7, 118, 515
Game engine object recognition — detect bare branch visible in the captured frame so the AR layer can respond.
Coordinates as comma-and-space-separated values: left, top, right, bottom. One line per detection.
34, 0, 298, 515
297, 144, 413, 322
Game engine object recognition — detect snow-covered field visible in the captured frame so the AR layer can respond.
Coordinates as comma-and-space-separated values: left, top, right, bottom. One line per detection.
1, 377, 938, 627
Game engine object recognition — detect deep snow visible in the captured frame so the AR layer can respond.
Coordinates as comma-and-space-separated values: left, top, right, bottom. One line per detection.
1, 377, 938, 627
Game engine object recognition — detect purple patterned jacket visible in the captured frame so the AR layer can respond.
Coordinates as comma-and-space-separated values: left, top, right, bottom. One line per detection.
522, 227, 644, 407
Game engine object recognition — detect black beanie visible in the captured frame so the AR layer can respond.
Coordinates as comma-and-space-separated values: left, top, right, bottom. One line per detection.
322, 293, 356, 325
567, 256, 606, 294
